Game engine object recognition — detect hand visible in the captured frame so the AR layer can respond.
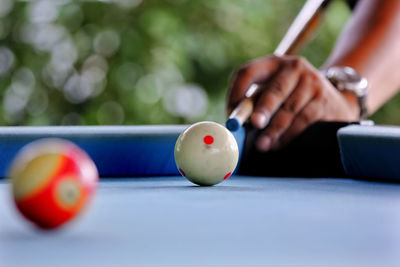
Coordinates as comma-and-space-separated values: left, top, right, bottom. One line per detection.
227, 55, 360, 151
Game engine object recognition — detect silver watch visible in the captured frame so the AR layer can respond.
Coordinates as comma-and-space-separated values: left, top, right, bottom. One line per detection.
324, 66, 369, 120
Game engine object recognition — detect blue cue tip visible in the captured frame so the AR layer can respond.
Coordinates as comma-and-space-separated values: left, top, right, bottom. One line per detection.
226, 118, 240, 132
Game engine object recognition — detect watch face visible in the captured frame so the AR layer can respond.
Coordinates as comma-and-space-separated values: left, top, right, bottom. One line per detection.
326, 66, 368, 97
327, 66, 359, 82
343, 67, 361, 82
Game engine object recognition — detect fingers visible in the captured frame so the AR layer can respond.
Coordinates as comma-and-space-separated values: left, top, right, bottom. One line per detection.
250, 60, 303, 129
280, 100, 323, 147
227, 55, 327, 153
227, 57, 279, 114
257, 99, 323, 151
256, 75, 316, 151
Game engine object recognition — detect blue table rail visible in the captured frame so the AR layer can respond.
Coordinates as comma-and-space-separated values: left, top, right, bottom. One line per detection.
0, 125, 246, 178
0, 123, 399, 181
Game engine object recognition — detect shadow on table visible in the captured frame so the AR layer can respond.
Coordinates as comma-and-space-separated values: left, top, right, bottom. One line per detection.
239, 121, 350, 178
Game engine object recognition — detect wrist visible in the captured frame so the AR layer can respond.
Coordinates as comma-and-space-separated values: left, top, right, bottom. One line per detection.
323, 66, 369, 120
340, 90, 361, 120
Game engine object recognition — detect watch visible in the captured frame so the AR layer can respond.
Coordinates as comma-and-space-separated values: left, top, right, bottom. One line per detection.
324, 66, 369, 120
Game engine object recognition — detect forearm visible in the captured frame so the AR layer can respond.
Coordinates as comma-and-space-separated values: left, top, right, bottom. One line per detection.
323, 0, 400, 114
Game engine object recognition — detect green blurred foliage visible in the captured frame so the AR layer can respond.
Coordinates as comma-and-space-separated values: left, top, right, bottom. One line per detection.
0, 0, 395, 126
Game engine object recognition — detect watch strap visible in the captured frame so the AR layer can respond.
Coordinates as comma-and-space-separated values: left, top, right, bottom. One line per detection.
358, 94, 368, 120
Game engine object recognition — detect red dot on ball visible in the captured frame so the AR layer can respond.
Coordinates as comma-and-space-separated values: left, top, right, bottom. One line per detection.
179, 168, 186, 176
203, 135, 214, 145
224, 172, 232, 180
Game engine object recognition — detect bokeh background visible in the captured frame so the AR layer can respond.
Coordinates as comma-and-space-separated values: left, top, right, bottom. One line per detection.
0, 0, 397, 126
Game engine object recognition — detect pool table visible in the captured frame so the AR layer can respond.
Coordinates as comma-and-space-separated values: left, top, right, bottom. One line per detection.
1, 122, 400, 266
1, 176, 400, 267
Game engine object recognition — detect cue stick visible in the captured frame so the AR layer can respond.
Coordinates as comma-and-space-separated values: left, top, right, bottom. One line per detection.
226, 0, 332, 132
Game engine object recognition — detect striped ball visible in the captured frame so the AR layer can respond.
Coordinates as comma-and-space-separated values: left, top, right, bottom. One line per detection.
9, 139, 98, 229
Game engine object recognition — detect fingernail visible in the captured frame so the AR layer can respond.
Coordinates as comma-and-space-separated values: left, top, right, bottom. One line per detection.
257, 136, 272, 151
253, 112, 269, 129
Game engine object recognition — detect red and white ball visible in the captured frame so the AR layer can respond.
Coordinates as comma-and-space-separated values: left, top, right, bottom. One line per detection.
9, 139, 98, 229
174, 121, 239, 186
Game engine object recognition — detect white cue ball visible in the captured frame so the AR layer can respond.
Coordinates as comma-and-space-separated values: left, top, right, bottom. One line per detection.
174, 121, 239, 186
